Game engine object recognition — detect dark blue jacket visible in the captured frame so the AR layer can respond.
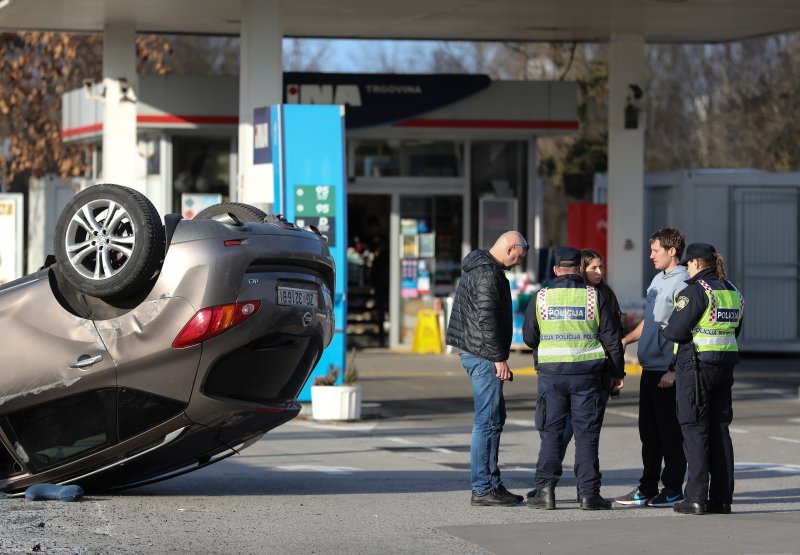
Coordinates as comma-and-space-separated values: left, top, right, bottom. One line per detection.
662, 268, 743, 367
522, 274, 625, 378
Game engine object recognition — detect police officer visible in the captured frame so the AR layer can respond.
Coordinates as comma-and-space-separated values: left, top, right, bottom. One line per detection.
522, 246, 625, 510
662, 243, 744, 515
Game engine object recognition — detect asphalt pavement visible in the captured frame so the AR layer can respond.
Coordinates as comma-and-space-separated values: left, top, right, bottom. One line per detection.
1, 349, 799, 554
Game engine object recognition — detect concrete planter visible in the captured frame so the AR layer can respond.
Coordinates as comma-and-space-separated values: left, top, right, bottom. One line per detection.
310, 384, 362, 421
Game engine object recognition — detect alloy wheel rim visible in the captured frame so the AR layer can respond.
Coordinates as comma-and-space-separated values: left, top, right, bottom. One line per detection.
65, 198, 136, 281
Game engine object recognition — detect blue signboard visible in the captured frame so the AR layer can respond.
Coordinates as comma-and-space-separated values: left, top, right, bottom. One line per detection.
253, 107, 271, 165
283, 73, 491, 129
271, 104, 347, 401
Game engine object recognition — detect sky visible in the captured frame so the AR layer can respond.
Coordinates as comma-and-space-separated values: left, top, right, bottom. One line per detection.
287, 38, 445, 73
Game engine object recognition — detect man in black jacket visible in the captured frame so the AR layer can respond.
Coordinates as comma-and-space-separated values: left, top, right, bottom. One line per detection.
446, 230, 528, 506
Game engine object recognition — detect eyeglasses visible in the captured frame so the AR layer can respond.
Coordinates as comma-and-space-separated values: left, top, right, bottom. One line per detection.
514, 244, 529, 250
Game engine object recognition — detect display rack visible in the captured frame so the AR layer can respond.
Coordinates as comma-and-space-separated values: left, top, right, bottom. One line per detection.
346, 286, 386, 348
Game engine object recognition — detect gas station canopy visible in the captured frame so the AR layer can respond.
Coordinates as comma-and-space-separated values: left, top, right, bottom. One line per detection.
1, 0, 800, 43
3, 0, 800, 351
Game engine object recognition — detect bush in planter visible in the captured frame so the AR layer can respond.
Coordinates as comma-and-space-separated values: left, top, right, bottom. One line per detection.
313, 350, 358, 386
313, 364, 340, 386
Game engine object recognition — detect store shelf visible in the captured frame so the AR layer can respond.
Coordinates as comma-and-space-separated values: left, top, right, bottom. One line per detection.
347, 286, 387, 348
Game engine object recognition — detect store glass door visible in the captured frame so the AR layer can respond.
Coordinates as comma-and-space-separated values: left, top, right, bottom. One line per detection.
347, 194, 391, 348
398, 195, 463, 345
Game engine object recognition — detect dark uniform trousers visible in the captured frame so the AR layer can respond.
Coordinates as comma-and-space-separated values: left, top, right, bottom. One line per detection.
674, 360, 735, 504
534, 373, 605, 496
638, 370, 686, 494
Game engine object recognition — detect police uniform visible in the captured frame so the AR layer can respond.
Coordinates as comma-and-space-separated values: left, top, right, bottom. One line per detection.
662, 243, 744, 515
522, 247, 625, 510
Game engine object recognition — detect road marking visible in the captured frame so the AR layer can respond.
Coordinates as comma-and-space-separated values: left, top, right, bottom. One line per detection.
770, 436, 800, 444
504, 466, 537, 473
729, 427, 750, 434
788, 417, 800, 424
275, 464, 359, 474
604, 408, 639, 419
508, 419, 534, 427
429, 447, 455, 453
388, 436, 416, 445
292, 420, 377, 432
736, 462, 800, 474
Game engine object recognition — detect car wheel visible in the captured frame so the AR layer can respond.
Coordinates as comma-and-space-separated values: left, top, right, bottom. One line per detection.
193, 202, 268, 223
54, 184, 165, 300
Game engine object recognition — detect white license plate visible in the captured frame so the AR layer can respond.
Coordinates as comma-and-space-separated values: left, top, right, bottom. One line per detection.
277, 286, 318, 307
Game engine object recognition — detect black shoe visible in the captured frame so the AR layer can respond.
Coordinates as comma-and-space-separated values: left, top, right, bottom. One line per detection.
527, 483, 556, 510
580, 495, 612, 510
471, 488, 523, 507
495, 486, 524, 504
706, 500, 732, 514
646, 488, 684, 507
614, 487, 656, 506
673, 499, 707, 515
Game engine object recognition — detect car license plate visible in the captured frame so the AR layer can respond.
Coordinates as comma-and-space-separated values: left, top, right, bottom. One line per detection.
277, 286, 318, 308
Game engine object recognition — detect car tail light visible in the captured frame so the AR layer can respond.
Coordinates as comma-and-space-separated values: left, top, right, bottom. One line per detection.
172, 301, 261, 348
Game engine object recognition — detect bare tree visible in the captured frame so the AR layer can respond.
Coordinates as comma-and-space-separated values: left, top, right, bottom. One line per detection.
0, 32, 172, 188
284, 38, 334, 71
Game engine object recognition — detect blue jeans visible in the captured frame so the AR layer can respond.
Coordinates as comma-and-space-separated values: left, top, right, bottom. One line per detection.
461, 352, 506, 494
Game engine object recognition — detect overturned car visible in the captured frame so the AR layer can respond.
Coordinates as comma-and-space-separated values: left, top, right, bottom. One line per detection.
0, 184, 334, 493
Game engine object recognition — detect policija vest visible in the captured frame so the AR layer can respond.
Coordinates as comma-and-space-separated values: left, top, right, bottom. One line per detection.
677, 279, 744, 354
535, 286, 605, 363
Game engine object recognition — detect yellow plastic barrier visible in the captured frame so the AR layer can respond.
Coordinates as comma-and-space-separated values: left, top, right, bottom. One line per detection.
412, 308, 443, 354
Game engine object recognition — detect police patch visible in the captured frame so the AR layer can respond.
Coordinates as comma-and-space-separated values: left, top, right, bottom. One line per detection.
675, 296, 689, 311
546, 306, 586, 320
716, 308, 741, 323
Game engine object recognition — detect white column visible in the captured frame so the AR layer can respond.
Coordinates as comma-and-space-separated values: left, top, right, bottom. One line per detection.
528, 137, 540, 279
607, 35, 647, 305
102, 24, 140, 191
238, 0, 282, 211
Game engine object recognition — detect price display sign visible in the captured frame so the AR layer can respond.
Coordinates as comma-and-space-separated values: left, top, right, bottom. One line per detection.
294, 184, 336, 247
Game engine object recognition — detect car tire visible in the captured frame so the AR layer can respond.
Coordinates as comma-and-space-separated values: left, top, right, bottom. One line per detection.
54, 184, 165, 300
193, 202, 268, 223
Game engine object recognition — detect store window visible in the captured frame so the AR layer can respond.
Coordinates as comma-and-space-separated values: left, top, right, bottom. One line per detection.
470, 141, 528, 248
137, 133, 161, 175
398, 195, 463, 344
351, 139, 464, 178
172, 136, 232, 217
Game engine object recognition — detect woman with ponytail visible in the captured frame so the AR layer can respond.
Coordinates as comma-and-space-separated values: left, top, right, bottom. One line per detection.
663, 243, 744, 516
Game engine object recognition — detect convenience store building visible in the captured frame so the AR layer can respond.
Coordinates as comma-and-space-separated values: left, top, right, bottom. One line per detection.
61, 72, 578, 349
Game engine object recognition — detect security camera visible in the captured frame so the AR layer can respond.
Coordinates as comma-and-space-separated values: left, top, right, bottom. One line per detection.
629, 84, 644, 100
82, 78, 105, 102
118, 77, 130, 94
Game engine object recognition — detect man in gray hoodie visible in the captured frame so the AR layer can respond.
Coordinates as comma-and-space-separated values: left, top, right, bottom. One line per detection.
615, 228, 689, 508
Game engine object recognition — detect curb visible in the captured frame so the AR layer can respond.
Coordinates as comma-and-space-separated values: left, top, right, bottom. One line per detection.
514, 363, 644, 376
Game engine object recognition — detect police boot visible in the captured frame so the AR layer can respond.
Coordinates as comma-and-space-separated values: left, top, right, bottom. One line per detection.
527, 482, 556, 510
580, 494, 612, 510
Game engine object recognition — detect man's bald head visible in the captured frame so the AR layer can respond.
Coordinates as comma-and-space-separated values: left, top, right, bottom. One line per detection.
489, 231, 528, 269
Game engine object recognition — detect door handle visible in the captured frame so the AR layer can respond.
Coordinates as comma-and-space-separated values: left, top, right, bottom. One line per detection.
69, 354, 104, 369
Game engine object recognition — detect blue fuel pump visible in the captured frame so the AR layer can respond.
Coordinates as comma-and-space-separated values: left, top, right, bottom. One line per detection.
269, 104, 347, 401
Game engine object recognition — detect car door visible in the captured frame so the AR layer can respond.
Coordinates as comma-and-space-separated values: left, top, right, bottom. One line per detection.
0, 273, 117, 472
94, 294, 200, 440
